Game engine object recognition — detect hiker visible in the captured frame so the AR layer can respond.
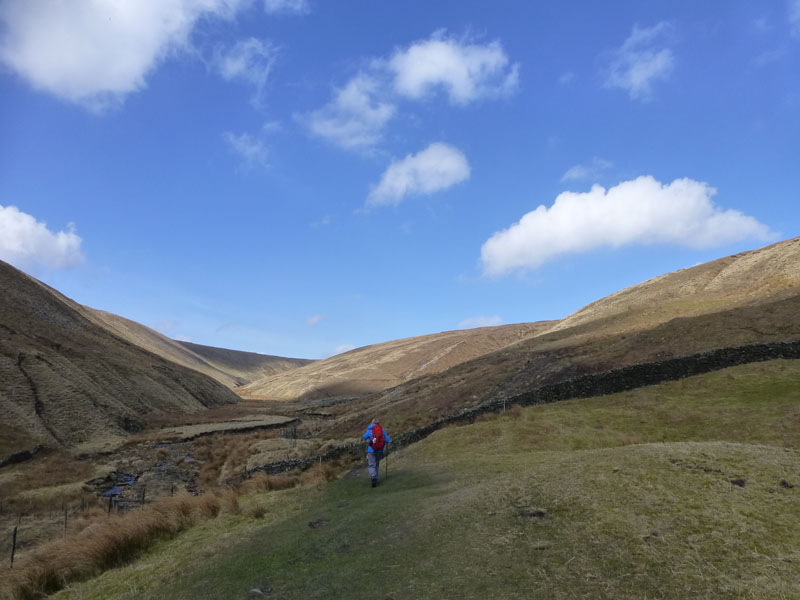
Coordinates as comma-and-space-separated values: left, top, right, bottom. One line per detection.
363, 419, 390, 488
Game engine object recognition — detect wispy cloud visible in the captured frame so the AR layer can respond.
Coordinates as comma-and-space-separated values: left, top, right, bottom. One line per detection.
604, 22, 675, 101
214, 37, 278, 105
263, 0, 310, 15
310, 215, 332, 228
332, 344, 356, 355
558, 71, 575, 85
223, 130, 270, 169
152, 319, 179, 335
458, 315, 503, 329
306, 314, 325, 326
367, 143, 470, 207
481, 176, 776, 277
561, 157, 613, 182
0, 0, 244, 111
790, 0, 800, 37
0, 204, 85, 271
300, 74, 395, 150
388, 30, 519, 104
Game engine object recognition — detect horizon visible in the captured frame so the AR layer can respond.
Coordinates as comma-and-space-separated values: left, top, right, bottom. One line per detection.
1, 1, 798, 359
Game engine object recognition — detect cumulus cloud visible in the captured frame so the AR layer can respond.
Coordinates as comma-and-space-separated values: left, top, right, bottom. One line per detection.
604, 22, 675, 101
481, 176, 776, 277
367, 143, 470, 207
458, 315, 503, 329
561, 157, 613, 182
215, 37, 278, 104
0, 204, 85, 270
223, 130, 270, 168
0, 0, 246, 110
301, 31, 518, 149
388, 31, 519, 104
301, 74, 395, 150
263, 0, 309, 14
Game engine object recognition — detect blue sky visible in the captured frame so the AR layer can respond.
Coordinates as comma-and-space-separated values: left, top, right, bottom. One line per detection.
1, 0, 798, 359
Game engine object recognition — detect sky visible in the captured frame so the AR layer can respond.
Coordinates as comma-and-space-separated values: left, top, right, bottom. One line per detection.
1, 1, 798, 360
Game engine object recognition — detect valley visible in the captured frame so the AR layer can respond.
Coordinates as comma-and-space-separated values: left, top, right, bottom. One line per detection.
1, 237, 799, 599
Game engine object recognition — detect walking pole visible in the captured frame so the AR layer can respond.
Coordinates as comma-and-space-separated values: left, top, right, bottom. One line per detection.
385, 446, 388, 481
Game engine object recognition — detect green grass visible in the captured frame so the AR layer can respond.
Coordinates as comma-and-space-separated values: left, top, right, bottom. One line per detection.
48, 359, 800, 600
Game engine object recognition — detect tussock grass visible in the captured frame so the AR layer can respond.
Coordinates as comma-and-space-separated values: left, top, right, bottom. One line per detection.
1, 492, 231, 600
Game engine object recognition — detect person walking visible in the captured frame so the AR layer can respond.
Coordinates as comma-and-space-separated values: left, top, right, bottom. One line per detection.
363, 418, 390, 488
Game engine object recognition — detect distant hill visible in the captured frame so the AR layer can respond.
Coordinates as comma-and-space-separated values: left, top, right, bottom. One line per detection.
84, 308, 311, 388
237, 322, 555, 402
0, 260, 305, 450
315, 237, 800, 437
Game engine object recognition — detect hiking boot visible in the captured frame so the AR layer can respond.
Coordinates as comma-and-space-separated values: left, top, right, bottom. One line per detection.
371, 478, 377, 488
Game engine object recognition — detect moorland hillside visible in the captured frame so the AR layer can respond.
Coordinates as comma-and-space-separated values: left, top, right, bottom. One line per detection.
0, 260, 245, 450
84, 309, 311, 388
315, 237, 800, 437
236, 322, 555, 402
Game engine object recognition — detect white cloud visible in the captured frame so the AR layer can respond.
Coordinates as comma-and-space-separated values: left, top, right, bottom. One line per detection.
302, 32, 519, 150
0, 204, 85, 270
561, 157, 614, 182
223, 130, 270, 168
389, 31, 519, 104
790, 0, 800, 37
458, 315, 503, 329
301, 74, 395, 150
263, 0, 309, 14
481, 176, 776, 277
215, 37, 278, 104
604, 22, 675, 101
306, 314, 325, 326
0, 0, 246, 110
367, 143, 470, 207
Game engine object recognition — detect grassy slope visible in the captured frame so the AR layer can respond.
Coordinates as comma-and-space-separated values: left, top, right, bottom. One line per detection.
51, 359, 800, 600
237, 322, 554, 402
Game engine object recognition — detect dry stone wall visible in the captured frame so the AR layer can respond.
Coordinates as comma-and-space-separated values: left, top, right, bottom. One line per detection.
244, 340, 800, 477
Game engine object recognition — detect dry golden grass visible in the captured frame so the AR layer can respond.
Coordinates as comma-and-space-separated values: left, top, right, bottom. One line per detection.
1, 491, 232, 600
238, 322, 553, 402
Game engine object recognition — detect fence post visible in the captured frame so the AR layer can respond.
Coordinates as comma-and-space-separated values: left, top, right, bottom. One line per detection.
141, 486, 146, 507
63, 506, 68, 539
10, 526, 17, 568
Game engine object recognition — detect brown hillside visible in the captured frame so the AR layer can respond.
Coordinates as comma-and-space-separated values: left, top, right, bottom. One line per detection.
237, 322, 555, 401
82, 308, 310, 388
177, 340, 312, 386
0, 260, 241, 450
550, 236, 800, 336
313, 237, 800, 438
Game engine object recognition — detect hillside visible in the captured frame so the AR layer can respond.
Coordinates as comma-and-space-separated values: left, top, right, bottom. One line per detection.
40, 359, 800, 600
0, 260, 242, 449
81, 308, 310, 388
311, 237, 800, 438
237, 322, 554, 402
551, 236, 800, 335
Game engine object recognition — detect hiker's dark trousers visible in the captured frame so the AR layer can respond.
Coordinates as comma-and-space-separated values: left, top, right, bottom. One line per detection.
367, 451, 384, 479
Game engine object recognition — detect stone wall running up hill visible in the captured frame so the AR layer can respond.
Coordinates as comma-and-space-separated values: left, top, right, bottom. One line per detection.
243, 340, 800, 477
